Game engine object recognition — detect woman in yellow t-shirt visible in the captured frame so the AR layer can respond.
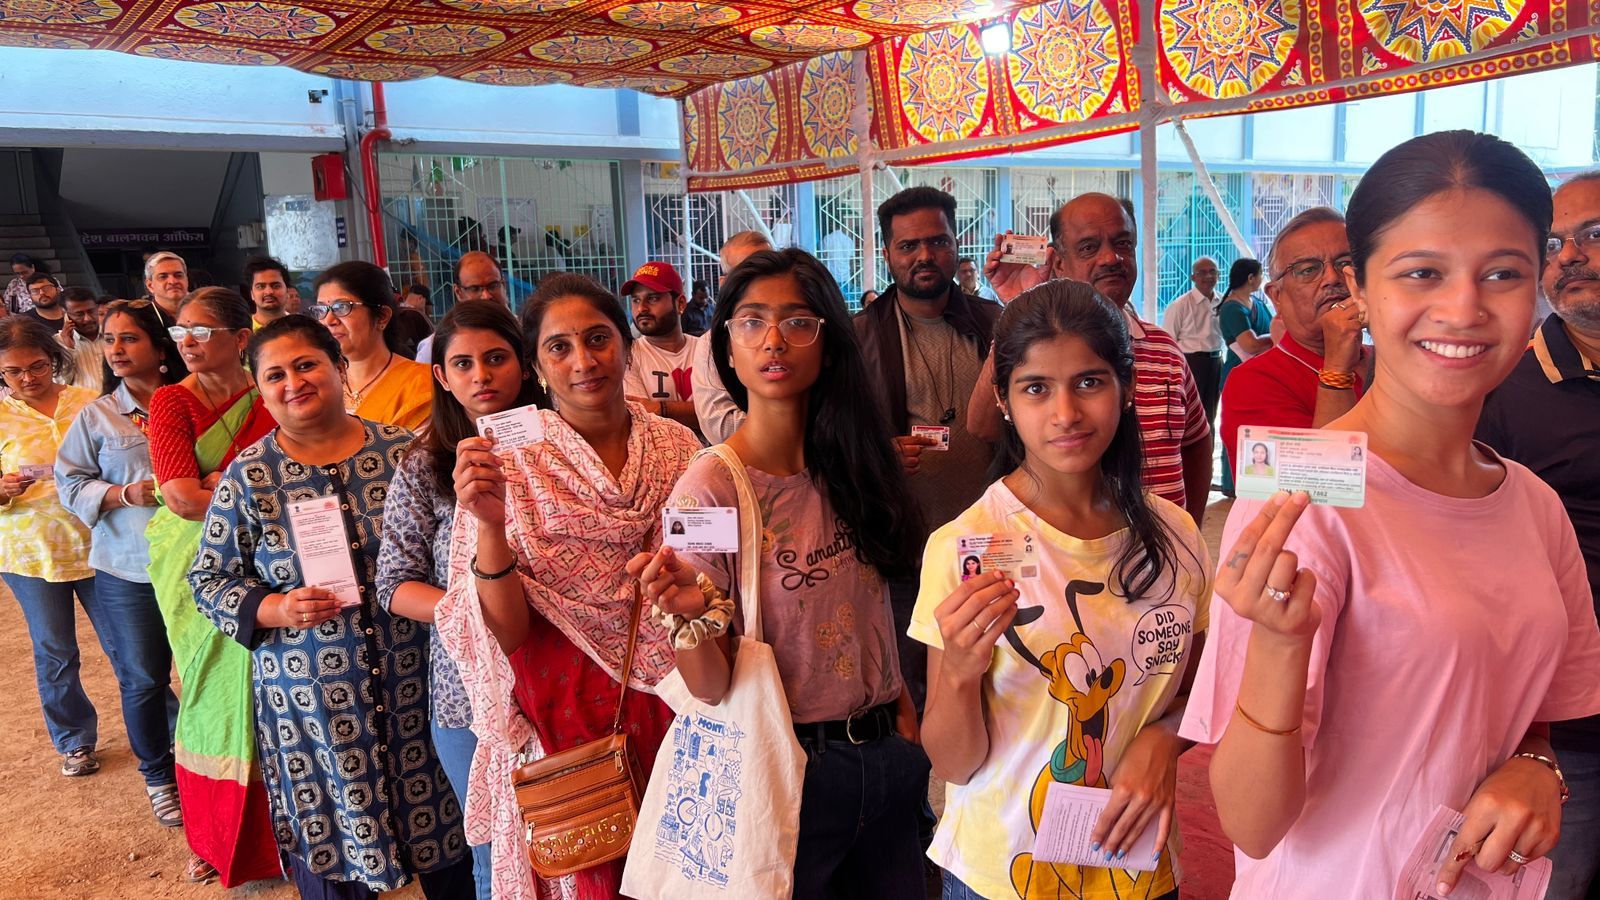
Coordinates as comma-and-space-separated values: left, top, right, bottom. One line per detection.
0, 317, 100, 778
913, 281, 1212, 900
309, 261, 432, 431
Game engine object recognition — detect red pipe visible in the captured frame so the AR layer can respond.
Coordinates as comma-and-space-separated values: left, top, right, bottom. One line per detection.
359, 81, 391, 269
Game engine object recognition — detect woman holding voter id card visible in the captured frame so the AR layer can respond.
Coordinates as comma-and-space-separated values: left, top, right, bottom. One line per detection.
190, 315, 470, 899
913, 280, 1211, 900
377, 300, 542, 900
1184, 131, 1600, 898
629, 249, 929, 898
0, 317, 103, 779
435, 272, 698, 900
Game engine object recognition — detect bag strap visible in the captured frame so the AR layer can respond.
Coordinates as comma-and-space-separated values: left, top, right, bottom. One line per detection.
701, 443, 766, 642
610, 581, 645, 735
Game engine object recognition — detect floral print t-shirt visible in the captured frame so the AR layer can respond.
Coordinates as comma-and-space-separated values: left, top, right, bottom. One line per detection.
671, 452, 902, 724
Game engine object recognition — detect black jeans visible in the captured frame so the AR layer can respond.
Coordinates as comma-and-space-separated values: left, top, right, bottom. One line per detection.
1183, 350, 1223, 427
793, 732, 931, 900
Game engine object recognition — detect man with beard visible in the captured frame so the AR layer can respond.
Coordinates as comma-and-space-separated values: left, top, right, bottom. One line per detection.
1214, 207, 1368, 475
622, 260, 702, 434
243, 255, 292, 330
855, 186, 1001, 712
23, 272, 66, 331
1477, 171, 1600, 900
692, 231, 772, 444
143, 251, 189, 327
57, 286, 105, 392
980, 192, 1213, 525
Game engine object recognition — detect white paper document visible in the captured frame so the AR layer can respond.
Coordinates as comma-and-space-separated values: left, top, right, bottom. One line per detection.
287, 495, 363, 609
477, 403, 545, 450
1393, 806, 1551, 900
662, 507, 740, 554
1030, 783, 1161, 872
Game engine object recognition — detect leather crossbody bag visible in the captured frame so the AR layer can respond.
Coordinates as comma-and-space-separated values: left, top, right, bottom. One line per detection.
512, 583, 647, 878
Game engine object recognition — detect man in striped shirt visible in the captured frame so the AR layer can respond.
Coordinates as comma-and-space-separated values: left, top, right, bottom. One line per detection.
977, 192, 1214, 526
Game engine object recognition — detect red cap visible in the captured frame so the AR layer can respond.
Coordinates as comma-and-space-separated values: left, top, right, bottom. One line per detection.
621, 261, 683, 297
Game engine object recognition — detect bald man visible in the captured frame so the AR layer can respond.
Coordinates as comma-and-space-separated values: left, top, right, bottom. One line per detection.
416, 251, 508, 364
691, 230, 775, 443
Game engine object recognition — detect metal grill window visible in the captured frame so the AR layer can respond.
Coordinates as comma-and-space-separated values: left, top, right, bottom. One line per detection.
1154, 171, 1250, 316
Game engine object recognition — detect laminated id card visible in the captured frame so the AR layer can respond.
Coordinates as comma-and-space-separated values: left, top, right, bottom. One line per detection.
663, 507, 740, 554
1235, 425, 1368, 508
956, 532, 1040, 581
999, 235, 1049, 266
476, 404, 545, 451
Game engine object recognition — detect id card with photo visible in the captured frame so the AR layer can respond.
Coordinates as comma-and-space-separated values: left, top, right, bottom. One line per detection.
17, 464, 54, 481
1236, 425, 1368, 508
477, 404, 545, 451
911, 425, 950, 451
662, 507, 740, 554
286, 496, 363, 608
999, 234, 1049, 266
956, 532, 1040, 581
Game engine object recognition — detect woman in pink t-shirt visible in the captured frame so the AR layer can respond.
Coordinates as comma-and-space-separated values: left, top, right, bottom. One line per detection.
1183, 130, 1600, 898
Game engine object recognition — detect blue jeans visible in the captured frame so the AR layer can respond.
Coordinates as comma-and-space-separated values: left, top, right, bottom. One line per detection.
92, 571, 179, 787
944, 871, 1179, 900
1548, 743, 1600, 900
430, 718, 492, 900
5, 573, 100, 757
793, 733, 930, 900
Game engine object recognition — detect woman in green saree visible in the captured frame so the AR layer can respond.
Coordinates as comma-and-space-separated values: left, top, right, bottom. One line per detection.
146, 287, 279, 885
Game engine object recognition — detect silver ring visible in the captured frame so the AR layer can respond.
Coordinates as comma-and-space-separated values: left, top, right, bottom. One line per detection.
971, 619, 986, 634
1264, 586, 1291, 603
1332, 302, 1346, 309
1507, 851, 1530, 865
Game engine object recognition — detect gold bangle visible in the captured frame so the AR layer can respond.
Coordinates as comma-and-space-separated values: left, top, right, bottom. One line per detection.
1233, 700, 1301, 736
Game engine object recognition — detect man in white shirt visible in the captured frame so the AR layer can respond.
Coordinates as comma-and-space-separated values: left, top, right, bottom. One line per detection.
622, 260, 702, 435
692, 231, 772, 443
1161, 256, 1224, 425
415, 251, 508, 364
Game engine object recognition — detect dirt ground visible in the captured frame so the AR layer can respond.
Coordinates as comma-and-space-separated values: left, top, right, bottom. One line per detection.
0, 498, 1237, 899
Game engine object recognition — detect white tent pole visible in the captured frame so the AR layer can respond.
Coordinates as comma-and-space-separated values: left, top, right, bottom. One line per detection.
851, 50, 878, 292
1134, 11, 1161, 321
733, 189, 776, 244
1173, 118, 1253, 258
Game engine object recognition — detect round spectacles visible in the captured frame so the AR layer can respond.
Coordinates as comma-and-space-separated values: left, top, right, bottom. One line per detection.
1274, 255, 1354, 283
458, 280, 506, 298
0, 359, 54, 381
725, 316, 826, 349
168, 325, 237, 343
307, 301, 359, 320
1547, 226, 1600, 258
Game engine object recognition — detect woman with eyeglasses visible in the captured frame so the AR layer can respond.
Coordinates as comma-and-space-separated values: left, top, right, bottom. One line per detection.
146, 287, 280, 885
190, 315, 470, 899
55, 300, 188, 826
435, 273, 699, 900
311, 261, 432, 431
0, 317, 102, 779
629, 249, 928, 897
376, 301, 542, 900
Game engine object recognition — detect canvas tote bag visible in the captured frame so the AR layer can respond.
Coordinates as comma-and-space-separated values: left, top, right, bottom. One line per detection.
620, 443, 805, 899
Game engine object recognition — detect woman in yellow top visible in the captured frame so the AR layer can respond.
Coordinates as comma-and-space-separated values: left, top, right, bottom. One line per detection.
310, 260, 432, 430
0, 317, 102, 778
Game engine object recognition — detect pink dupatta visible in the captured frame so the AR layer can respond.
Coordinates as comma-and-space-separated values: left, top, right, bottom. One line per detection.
435, 404, 700, 900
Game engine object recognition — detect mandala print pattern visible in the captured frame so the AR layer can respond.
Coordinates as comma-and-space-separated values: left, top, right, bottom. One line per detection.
311, 62, 439, 80
749, 23, 873, 52
659, 51, 770, 76
527, 34, 654, 65
582, 74, 690, 92
717, 76, 779, 169
0, 0, 119, 25
174, 1, 335, 41
366, 22, 505, 56
1007, 0, 1119, 123
0, 31, 90, 47
800, 51, 859, 158
1162, 0, 1300, 98
136, 40, 281, 64
461, 65, 571, 85
852, 0, 1008, 26
897, 27, 989, 142
1360, 0, 1525, 62
438, 0, 583, 12
607, 2, 741, 30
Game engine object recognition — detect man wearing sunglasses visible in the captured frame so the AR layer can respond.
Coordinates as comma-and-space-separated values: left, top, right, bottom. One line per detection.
621, 260, 702, 435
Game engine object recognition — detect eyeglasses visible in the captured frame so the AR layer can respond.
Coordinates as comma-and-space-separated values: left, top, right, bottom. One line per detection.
168, 325, 237, 343
1275, 255, 1354, 283
0, 360, 53, 381
725, 316, 825, 348
307, 301, 359, 320
458, 280, 506, 298
1547, 225, 1600, 258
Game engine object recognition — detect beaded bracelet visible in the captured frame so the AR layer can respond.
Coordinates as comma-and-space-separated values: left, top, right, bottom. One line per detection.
654, 572, 736, 650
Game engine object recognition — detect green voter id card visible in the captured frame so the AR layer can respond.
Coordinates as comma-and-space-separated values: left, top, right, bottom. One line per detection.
1235, 425, 1368, 508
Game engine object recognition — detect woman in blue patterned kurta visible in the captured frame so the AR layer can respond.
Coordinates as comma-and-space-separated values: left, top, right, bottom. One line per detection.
189, 315, 470, 900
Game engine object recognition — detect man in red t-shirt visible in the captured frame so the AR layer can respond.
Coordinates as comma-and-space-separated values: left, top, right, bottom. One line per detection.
1218, 207, 1373, 485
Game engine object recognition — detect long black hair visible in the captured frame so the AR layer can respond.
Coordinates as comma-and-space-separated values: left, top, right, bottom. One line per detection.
990, 280, 1193, 602
100, 299, 187, 395
418, 301, 544, 495
1225, 258, 1262, 295
712, 248, 924, 578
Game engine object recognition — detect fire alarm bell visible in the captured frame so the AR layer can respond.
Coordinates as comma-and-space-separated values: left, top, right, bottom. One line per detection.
312, 153, 349, 201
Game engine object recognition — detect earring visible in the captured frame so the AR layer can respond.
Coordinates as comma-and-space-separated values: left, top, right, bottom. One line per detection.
538, 376, 548, 391
158, 364, 168, 374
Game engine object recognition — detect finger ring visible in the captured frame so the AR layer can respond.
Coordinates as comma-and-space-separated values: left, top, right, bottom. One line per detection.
1332, 302, 1346, 309
1264, 586, 1291, 603
301, 612, 310, 624
1507, 851, 1530, 865
971, 619, 985, 634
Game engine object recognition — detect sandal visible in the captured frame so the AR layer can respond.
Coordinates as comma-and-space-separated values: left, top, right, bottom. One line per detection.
147, 784, 183, 828
182, 854, 218, 884
60, 747, 100, 777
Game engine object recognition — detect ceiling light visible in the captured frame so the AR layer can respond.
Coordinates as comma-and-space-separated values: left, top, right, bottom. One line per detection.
980, 23, 1011, 55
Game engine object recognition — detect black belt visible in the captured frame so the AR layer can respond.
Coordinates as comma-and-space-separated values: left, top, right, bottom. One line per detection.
794, 702, 896, 746
1186, 350, 1224, 358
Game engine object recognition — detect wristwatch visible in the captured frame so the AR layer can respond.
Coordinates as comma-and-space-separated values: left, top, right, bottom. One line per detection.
1512, 751, 1570, 805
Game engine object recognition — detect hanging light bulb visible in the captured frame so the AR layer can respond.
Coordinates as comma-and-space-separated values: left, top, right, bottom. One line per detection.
980, 22, 1011, 55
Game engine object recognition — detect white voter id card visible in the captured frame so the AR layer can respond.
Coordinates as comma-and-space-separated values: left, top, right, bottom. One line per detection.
477, 404, 545, 451
999, 234, 1049, 266
17, 464, 54, 481
956, 532, 1040, 581
911, 424, 950, 450
1236, 425, 1368, 508
287, 496, 363, 608
663, 507, 740, 554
